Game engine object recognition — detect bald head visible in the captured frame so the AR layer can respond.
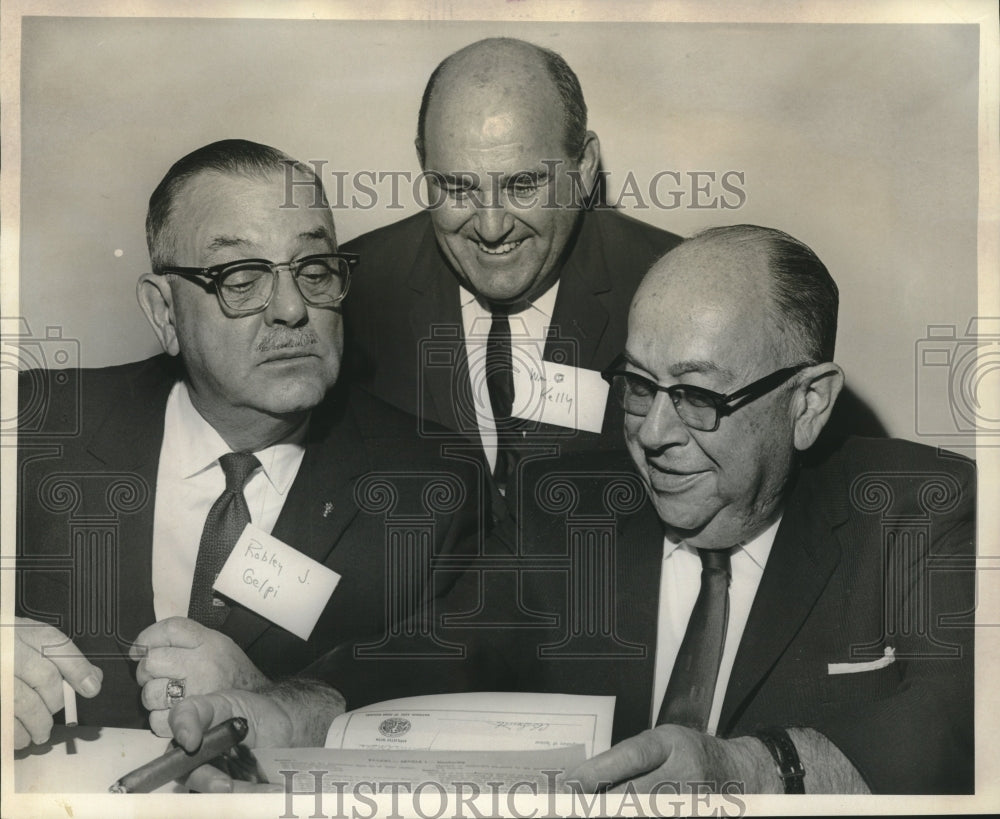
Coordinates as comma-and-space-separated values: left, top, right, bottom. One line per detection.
415, 38, 588, 166
635, 225, 839, 366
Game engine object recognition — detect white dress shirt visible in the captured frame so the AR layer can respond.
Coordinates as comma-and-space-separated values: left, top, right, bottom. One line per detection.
459, 282, 560, 471
650, 517, 781, 735
151, 381, 308, 621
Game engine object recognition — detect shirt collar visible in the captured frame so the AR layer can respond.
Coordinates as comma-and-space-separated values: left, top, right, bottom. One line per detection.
168, 381, 308, 495
458, 279, 560, 321
662, 515, 781, 571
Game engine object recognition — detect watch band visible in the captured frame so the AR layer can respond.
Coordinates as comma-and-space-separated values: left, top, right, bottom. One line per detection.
755, 727, 806, 793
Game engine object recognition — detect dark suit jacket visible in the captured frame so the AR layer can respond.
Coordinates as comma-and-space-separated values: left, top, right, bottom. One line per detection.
315, 438, 975, 794
342, 208, 682, 459
16, 355, 482, 729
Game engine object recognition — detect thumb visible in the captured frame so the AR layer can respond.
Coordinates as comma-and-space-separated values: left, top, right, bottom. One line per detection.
68, 663, 104, 698
169, 693, 234, 753
39, 634, 103, 699
170, 690, 292, 752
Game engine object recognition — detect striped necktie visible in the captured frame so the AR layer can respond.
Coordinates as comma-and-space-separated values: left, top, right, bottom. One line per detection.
187, 451, 261, 627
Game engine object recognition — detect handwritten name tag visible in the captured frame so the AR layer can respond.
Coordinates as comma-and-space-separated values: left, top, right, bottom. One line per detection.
511, 360, 610, 433
214, 523, 340, 641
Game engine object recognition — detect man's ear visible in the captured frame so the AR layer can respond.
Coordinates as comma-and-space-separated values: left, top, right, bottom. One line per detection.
574, 131, 602, 200
792, 362, 845, 451
137, 273, 180, 356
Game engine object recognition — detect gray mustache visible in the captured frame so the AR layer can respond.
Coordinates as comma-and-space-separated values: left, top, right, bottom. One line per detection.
256, 328, 320, 352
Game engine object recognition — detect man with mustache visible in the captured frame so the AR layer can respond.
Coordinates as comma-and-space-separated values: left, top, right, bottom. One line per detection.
14, 139, 479, 747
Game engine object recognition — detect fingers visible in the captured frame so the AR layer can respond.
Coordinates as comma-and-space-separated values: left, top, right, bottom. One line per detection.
168, 690, 293, 751
145, 675, 188, 737
141, 677, 185, 711
566, 727, 726, 794
135, 647, 191, 685
15, 634, 65, 714
47, 651, 102, 699
14, 718, 32, 751
566, 730, 667, 793
605, 771, 680, 794
183, 763, 237, 794
142, 678, 166, 712
13, 676, 55, 747
183, 764, 283, 794
14, 619, 98, 747
149, 708, 172, 738
131, 617, 205, 660
231, 780, 285, 793
15, 618, 102, 699
168, 693, 237, 753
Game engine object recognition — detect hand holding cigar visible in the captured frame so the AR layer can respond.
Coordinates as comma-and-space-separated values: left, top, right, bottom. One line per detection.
110, 717, 253, 793
163, 685, 340, 793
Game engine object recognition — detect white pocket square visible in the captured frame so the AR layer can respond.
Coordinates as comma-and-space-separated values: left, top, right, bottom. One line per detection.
828, 646, 895, 675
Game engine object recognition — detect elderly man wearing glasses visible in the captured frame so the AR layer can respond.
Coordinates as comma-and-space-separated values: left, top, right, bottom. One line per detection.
510, 225, 974, 793
13, 139, 479, 748
170, 225, 974, 795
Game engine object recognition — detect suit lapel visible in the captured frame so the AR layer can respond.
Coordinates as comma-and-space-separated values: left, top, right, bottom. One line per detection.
221, 388, 370, 649
719, 461, 848, 731
547, 213, 610, 370
406, 227, 469, 434
85, 356, 177, 645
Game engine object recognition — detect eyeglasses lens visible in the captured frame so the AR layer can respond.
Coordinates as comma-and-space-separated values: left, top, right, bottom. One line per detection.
217, 258, 348, 312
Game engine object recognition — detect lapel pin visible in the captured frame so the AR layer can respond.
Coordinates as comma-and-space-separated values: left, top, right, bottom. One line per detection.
322, 501, 334, 518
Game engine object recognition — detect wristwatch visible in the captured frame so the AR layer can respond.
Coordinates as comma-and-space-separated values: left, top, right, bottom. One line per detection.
754, 727, 805, 793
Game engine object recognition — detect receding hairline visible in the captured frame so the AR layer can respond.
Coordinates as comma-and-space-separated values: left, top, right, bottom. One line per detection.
149, 164, 330, 269
437, 37, 555, 80
636, 225, 838, 362
416, 37, 588, 164
640, 231, 773, 297
426, 42, 560, 116
171, 164, 322, 200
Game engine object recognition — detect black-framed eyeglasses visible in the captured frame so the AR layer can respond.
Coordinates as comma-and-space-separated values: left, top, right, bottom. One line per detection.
156, 253, 360, 317
602, 358, 814, 432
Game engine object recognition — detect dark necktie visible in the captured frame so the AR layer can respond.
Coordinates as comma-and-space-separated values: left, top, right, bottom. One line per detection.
485, 311, 516, 490
656, 547, 733, 731
187, 451, 261, 627
485, 311, 514, 422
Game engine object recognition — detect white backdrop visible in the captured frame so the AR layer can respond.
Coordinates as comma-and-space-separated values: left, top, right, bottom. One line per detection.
10, 15, 986, 448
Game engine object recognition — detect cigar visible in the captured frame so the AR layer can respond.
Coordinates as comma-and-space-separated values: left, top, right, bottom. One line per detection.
109, 717, 249, 793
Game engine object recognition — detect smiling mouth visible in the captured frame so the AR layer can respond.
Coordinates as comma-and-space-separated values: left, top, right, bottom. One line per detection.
476, 239, 523, 255
646, 464, 707, 492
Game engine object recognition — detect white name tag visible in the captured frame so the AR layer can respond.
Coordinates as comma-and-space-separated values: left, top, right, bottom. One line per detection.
511, 360, 610, 433
213, 523, 340, 641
